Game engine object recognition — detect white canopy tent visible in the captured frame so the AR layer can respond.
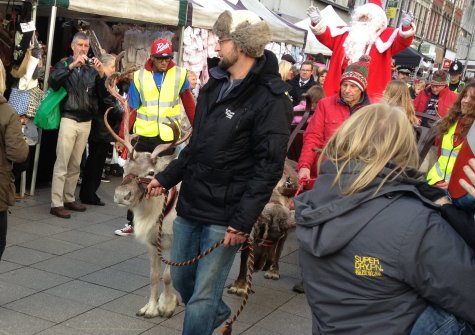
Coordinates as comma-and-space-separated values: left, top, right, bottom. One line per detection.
190, 0, 306, 47
294, 18, 331, 56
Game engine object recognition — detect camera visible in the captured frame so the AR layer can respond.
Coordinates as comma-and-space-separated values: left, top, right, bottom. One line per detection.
85, 58, 94, 66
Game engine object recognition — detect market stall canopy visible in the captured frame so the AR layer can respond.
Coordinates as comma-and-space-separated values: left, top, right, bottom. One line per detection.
189, 0, 306, 47
393, 47, 428, 68
294, 18, 331, 56
38, 0, 188, 26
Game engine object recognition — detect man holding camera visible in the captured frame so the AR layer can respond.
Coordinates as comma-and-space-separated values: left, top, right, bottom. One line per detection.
49, 31, 105, 219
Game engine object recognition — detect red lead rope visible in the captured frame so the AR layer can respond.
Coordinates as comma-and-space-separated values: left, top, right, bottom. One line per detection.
289, 177, 316, 209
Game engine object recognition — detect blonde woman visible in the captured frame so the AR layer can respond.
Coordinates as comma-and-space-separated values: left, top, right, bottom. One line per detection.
295, 103, 475, 334
382, 79, 418, 125
278, 60, 294, 81
0, 59, 29, 260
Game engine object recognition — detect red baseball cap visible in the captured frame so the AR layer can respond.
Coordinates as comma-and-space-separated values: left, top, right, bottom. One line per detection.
151, 39, 173, 58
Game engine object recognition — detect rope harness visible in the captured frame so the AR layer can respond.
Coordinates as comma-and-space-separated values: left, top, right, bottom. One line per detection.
152, 189, 254, 335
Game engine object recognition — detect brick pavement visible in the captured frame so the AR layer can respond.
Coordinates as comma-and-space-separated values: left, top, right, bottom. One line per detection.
0, 176, 311, 335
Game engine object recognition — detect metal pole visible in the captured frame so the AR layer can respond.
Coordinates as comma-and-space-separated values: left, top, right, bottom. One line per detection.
30, 5, 57, 196
441, 0, 457, 69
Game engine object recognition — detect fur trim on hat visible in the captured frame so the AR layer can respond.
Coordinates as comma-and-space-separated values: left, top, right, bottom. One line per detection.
213, 10, 271, 58
352, 3, 387, 32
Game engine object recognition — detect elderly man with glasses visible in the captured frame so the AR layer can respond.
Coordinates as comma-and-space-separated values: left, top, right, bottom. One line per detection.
113, 39, 196, 237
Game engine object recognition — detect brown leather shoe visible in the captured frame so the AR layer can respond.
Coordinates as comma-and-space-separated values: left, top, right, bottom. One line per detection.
50, 207, 71, 219
64, 201, 87, 212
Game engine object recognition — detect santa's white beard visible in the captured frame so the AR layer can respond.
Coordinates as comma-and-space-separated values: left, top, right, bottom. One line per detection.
343, 22, 378, 64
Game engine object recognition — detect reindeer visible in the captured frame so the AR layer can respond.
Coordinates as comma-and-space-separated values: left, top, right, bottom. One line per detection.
104, 70, 190, 318
228, 159, 298, 296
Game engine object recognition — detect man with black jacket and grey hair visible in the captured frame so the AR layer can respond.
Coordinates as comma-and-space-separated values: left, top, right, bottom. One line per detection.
146, 10, 293, 335
49, 32, 104, 219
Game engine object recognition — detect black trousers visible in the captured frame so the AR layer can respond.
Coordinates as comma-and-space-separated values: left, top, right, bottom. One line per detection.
126, 136, 175, 226
0, 210, 7, 260
79, 141, 110, 203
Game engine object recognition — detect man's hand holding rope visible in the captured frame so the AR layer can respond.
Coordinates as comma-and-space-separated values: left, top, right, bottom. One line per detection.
146, 178, 165, 199
224, 227, 248, 247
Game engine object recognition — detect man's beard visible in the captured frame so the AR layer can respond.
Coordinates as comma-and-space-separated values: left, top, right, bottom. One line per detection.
218, 51, 239, 71
343, 22, 378, 64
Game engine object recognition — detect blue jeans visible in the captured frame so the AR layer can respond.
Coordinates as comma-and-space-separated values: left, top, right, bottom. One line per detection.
171, 216, 240, 335
410, 305, 475, 335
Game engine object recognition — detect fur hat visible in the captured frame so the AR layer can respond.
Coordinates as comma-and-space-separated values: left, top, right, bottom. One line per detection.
431, 70, 448, 86
212, 10, 271, 58
449, 60, 463, 75
340, 55, 370, 91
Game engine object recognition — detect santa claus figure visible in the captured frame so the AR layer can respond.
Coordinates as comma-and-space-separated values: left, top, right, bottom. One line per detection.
307, 0, 415, 101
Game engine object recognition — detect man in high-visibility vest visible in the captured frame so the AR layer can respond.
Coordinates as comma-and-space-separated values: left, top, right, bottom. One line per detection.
114, 39, 195, 236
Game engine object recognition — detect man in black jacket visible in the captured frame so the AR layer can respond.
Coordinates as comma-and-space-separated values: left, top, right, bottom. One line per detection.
146, 10, 293, 335
79, 53, 119, 206
289, 60, 316, 106
49, 32, 104, 219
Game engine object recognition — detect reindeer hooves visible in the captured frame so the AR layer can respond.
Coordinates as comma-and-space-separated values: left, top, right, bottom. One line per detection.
136, 303, 160, 318
227, 279, 248, 296
264, 268, 280, 280
158, 292, 179, 318
136, 294, 178, 319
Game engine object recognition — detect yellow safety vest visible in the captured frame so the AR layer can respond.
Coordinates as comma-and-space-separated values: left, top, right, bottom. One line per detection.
133, 66, 186, 140
427, 122, 462, 185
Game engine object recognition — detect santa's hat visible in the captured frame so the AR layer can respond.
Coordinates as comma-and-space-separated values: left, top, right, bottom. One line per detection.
368, 0, 383, 8
353, 0, 388, 30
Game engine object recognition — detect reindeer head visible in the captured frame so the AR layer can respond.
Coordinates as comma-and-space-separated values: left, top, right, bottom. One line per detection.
103, 69, 191, 208
112, 151, 176, 207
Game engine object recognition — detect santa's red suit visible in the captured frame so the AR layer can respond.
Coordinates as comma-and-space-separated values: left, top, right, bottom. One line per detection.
313, 19, 414, 101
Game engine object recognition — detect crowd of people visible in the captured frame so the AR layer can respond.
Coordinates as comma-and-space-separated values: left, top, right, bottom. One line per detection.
2, 1, 475, 335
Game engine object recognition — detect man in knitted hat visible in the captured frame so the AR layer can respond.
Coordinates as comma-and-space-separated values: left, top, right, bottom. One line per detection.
146, 10, 293, 335
297, 55, 371, 187
414, 70, 457, 126
113, 38, 196, 237
307, 0, 415, 101
448, 59, 465, 93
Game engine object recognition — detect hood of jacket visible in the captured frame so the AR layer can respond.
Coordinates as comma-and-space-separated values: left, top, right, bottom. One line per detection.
0, 95, 6, 104
294, 160, 438, 257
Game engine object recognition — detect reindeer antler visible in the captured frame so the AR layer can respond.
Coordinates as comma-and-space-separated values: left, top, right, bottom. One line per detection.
103, 68, 138, 154
150, 117, 192, 159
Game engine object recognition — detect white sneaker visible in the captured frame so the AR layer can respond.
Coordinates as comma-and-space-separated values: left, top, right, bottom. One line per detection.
114, 223, 134, 236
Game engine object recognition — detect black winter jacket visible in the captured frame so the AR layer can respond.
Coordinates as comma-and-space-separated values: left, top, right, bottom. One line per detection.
48, 57, 103, 122
157, 50, 293, 233
288, 75, 316, 106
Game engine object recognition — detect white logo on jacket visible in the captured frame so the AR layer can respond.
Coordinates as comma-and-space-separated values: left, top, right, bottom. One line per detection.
225, 108, 235, 119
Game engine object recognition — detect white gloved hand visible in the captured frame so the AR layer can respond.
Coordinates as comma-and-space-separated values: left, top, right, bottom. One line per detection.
307, 6, 322, 25
400, 11, 413, 27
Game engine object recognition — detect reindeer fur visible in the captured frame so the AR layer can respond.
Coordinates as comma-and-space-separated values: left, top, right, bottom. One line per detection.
114, 151, 178, 318
228, 159, 298, 296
